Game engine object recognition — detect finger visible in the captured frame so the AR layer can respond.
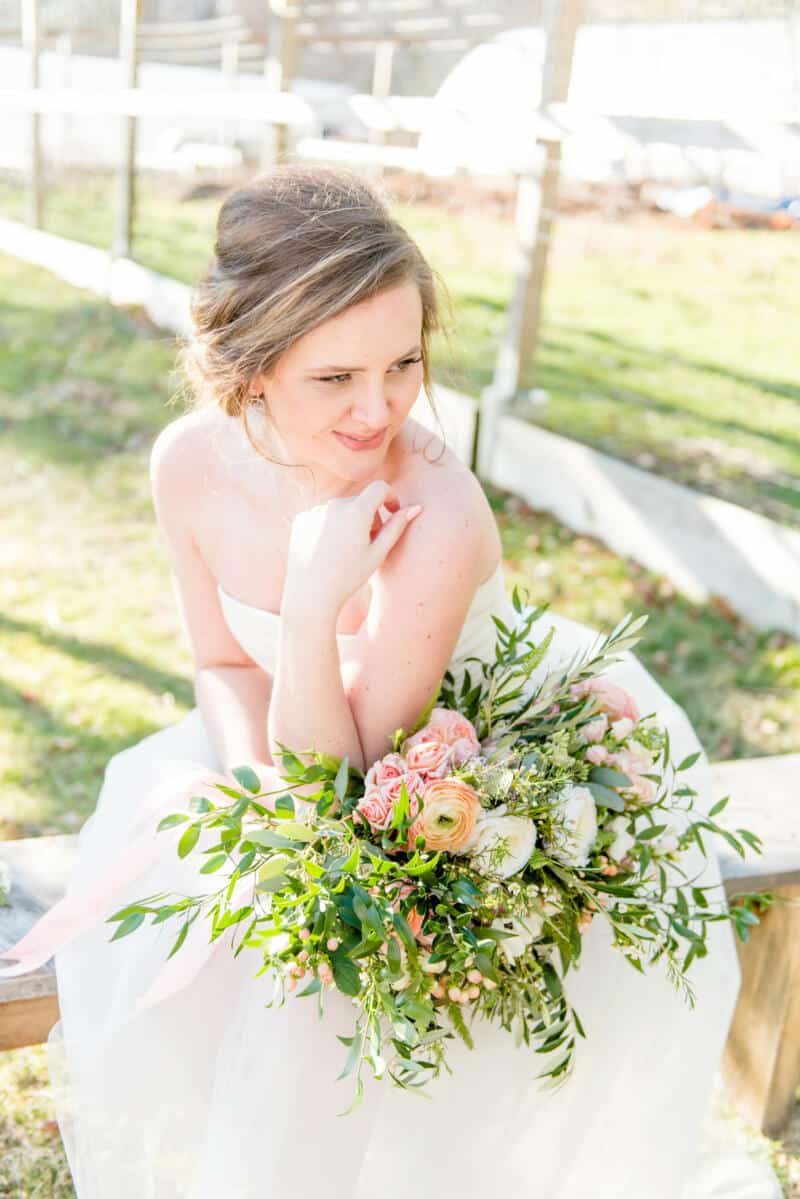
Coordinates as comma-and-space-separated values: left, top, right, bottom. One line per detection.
368, 505, 423, 563
360, 479, 395, 510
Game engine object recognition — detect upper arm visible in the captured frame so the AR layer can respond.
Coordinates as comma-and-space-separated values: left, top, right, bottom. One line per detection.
150, 419, 256, 673
343, 471, 500, 766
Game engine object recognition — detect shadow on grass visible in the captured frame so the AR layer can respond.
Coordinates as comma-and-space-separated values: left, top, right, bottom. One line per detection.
0, 612, 193, 706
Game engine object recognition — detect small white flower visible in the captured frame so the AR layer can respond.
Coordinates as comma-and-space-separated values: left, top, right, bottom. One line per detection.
652, 831, 681, 857
491, 912, 543, 963
607, 814, 635, 862
468, 814, 538, 879
548, 784, 598, 868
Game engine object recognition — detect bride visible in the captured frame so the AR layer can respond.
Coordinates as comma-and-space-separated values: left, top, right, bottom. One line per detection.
1, 165, 783, 1198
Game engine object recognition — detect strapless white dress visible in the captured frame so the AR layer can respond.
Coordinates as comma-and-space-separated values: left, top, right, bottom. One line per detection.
24, 565, 780, 1198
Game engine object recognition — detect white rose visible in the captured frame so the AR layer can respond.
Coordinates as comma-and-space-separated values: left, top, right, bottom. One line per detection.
548, 783, 598, 868
607, 814, 635, 862
468, 814, 538, 880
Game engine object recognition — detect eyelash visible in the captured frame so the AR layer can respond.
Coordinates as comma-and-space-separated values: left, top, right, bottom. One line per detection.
317, 355, 423, 385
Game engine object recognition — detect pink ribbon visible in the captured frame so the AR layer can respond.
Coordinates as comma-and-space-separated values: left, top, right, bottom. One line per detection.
0, 769, 252, 1010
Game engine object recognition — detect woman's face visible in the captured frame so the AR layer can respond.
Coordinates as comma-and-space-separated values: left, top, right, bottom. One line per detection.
254, 279, 425, 496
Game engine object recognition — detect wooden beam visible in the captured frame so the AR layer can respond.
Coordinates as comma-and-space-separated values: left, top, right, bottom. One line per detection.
21, 0, 41, 230
263, 0, 302, 165
477, 0, 581, 479
112, 0, 141, 261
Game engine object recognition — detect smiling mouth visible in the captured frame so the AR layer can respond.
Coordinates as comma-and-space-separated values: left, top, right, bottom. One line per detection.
334, 428, 387, 447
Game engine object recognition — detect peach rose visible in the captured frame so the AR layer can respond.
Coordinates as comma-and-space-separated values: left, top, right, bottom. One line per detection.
406, 738, 452, 778
571, 678, 639, 725
406, 777, 482, 853
380, 770, 425, 817
609, 746, 657, 806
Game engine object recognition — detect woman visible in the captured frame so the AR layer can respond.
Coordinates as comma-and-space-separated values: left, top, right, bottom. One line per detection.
1, 166, 780, 1198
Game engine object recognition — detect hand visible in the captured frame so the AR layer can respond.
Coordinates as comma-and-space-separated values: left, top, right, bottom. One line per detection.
282, 480, 423, 615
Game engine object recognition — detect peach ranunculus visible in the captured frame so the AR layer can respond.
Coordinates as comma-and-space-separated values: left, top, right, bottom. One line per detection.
571, 678, 640, 725
406, 777, 482, 853
405, 737, 453, 778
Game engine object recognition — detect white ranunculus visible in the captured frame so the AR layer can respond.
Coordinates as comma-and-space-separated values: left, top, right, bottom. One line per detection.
548, 783, 598, 868
607, 814, 635, 862
468, 813, 538, 879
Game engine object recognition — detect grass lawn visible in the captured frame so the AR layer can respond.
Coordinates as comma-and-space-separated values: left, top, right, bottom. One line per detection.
1, 168, 798, 525
0, 249, 799, 1196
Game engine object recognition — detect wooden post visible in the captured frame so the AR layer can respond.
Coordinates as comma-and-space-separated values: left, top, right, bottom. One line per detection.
365, 39, 396, 182
112, 0, 140, 260
263, 0, 300, 166
21, 0, 42, 229
721, 880, 800, 1137
476, 0, 581, 480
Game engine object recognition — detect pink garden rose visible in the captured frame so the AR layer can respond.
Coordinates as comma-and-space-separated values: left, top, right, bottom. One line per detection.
427, 708, 481, 756
580, 714, 609, 744
406, 737, 453, 778
364, 752, 406, 791
355, 788, 394, 832
609, 744, 657, 805
356, 769, 425, 831
571, 678, 640, 725
585, 744, 609, 765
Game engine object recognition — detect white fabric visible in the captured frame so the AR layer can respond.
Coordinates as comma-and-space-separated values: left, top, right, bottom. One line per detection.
46, 565, 781, 1198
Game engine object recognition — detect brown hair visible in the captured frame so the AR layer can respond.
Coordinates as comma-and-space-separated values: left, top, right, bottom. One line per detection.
177, 163, 450, 463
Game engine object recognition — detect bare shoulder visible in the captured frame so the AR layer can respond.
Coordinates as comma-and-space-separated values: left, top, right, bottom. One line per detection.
149, 408, 225, 524
399, 420, 502, 575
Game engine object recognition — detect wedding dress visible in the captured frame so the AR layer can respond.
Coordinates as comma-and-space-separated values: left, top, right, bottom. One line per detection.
1, 563, 782, 1198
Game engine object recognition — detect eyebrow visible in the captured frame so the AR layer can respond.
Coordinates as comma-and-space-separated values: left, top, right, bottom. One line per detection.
306, 345, 422, 374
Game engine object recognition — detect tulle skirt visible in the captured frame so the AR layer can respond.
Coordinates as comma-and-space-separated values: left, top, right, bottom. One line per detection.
40, 610, 771, 1199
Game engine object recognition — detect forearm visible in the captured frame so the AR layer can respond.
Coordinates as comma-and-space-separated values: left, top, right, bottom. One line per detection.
194, 664, 274, 772
268, 602, 365, 773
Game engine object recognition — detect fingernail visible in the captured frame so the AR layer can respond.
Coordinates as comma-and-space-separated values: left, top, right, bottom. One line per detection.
405, 505, 423, 519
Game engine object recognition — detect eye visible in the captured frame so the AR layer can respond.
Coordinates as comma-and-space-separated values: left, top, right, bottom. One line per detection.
316, 355, 422, 385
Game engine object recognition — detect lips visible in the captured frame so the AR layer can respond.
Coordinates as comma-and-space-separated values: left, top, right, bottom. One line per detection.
333, 428, 386, 451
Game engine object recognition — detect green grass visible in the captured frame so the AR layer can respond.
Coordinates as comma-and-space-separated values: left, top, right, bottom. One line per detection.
1, 168, 798, 524
0, 250, 798, 1193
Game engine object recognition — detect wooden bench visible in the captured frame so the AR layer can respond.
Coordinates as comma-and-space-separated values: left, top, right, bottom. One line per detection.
2, 756, 798, 1136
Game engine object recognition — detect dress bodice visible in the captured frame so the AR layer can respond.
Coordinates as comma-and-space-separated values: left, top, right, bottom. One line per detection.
217, 561, 509, 688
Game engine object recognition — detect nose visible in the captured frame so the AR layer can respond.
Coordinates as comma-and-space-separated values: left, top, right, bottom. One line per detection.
349, 381, 392, 430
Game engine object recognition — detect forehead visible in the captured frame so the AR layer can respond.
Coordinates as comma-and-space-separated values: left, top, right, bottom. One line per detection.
283, 280, 422, 369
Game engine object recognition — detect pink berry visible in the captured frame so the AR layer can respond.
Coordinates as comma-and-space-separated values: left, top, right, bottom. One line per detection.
447, 986, 462, 1002
298, 928, 311, 942
430, 982, 445, 998
466, 984, 481, 999
297, 949, 309, 962
482, 977, 497, 990
326, 937, 340, 951
466, 969, 482, 984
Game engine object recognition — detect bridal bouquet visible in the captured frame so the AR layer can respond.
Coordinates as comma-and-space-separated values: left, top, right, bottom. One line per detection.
107, 590, 766, 1115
